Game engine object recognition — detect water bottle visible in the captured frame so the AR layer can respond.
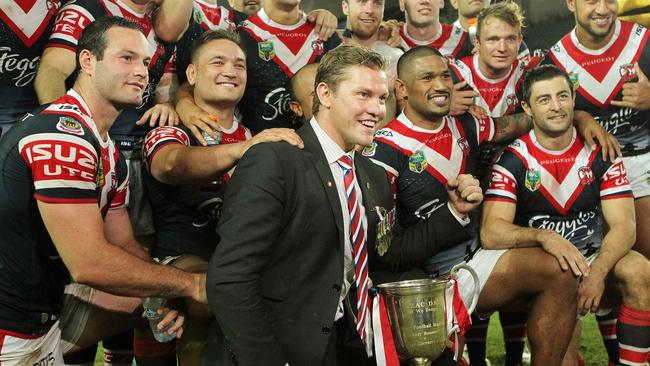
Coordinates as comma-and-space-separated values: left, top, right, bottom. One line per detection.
143, 297, 176, 342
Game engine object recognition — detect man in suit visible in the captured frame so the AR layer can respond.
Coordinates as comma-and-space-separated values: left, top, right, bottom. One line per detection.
206, 44, 483, 365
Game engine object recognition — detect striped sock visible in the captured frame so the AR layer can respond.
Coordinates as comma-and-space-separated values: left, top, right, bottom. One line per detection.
501, 311, 527, 366
618, 304, 650, 366
597, 311, 619, 363
465, 314, 489, 366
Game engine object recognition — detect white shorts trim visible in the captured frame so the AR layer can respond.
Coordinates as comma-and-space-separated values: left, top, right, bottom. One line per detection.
0, 321, 64, 366
457, 248, 508, 311
622, 153, 650, 198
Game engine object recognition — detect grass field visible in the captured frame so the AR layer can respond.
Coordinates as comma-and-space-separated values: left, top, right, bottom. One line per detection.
92, 313, 609, 365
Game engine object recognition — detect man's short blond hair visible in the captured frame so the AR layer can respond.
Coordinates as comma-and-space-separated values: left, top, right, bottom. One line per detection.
312, 44, 386, 115
476, 1, 525, 40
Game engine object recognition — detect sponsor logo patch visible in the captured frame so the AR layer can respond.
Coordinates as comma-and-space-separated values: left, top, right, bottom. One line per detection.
361, 142, 377, 157
258, 41, 275, 61
525, 168, 541, 191
408, 150, 428, 173
56, 117, 84, 136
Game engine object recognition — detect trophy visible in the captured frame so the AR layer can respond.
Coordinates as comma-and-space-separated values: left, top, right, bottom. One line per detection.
376, 263, 480, 365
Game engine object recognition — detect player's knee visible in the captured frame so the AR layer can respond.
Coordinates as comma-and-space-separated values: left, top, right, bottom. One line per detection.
615, 251, 650, 299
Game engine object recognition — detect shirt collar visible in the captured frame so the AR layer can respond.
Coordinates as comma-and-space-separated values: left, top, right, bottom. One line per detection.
310, 117, 356, 165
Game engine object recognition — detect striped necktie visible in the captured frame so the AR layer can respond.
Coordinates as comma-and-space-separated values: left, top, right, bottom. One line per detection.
337, 154, 369, 343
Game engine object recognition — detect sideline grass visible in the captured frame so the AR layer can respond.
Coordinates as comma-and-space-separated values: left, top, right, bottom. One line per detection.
93, 313, 609, 365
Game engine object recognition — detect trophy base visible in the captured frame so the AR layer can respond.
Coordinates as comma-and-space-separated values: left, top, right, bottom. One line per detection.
409, 357, 433, 366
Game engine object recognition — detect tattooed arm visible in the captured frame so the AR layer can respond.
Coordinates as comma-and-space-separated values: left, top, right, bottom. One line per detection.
491, 113, 533, 144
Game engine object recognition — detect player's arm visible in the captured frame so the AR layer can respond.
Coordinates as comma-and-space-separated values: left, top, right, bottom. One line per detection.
174, 82, 218, 146
573, 110, 621, 161
491, 113, 533, 144
149, 129, 303, 185
104, 207, 151, 261
38, 201, 205, 302
207, 143, 290, 364
153, 0, 193, 43
34, 47, 77, 104
480, 199, 590, 277
577, 195, 636, 314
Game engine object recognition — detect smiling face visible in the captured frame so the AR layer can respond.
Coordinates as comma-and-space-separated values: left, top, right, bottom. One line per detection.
187, 38, 247, 109
316, 65, 388, 151
451, 0, 490, 19
343, 0, 385, 40
476, 16, 521, 77
398, 54, 453, 123
400, 0, 440, 28
91, 26, 151, 110
229, 0, 261, 15
523, 75, 576, 138
568, 0, 618, 44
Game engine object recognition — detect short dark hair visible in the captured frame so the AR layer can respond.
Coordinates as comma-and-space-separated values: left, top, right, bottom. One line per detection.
397, 46, 444, 79
476, 1, 525, 41
189, 29, 244, 64
312, 45, 386, 115
289, 63, 318, 101
521, 64, 574, 104
73, 16, 143, 80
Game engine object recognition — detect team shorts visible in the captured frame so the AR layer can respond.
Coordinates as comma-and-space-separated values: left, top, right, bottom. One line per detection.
621, 152, 650, 198
0, 321, 64, 366
456, 248, 508, 312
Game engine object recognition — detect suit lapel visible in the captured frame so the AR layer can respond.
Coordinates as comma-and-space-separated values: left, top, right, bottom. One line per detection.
354, 156, 381, 247
298, 125, 345, 244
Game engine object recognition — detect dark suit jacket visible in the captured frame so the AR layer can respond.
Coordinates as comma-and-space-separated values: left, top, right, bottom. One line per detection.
206, 123, 471, 366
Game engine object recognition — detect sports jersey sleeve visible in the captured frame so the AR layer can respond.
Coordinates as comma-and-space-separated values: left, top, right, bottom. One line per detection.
367, 136, 404, 199
599, 158, 633, 199
485, 148, 522, 203
111, 156, 129, 209
459, 113, 497, 145
47, 0, 102, 50
18, 132, 100, 203
142, 126, 190, 171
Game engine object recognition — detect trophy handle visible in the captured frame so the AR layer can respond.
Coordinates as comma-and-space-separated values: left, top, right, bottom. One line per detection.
449, 263, 480, 315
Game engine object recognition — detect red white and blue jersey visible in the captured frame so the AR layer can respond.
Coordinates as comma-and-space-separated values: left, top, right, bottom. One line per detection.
399, 22, 474, 59
0, 89, 128, 333
142, 119, 252, 260
368, 112, 497, 275
47, 0, 176, 138
486, 129, 632, 253
546, 20, 650, 154
0, 0, 61, 126
237, 9, 340, 133
175, 0, 248, 84
450, 54, 541, 117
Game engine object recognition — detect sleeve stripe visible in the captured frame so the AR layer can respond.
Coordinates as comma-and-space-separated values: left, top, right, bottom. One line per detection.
492, 164, 516, 181
484, 196, 517, 203
34, 194, 97, 204
34, 179, 96, 190
369, 158, 399, 178
485, 189, 517, 201
600, 186, 633, 197
47, 33, 80, 46
601, 193, 634, 200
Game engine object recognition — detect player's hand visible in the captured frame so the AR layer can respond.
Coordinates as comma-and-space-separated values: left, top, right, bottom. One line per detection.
611, 63, 650, 111
176, 98, 220, 146
577, 272, 606, 316
378, 20, 402, 48
154, 305, 186, 339
468, 105, 488, 120
446, 174, 482, 217
538, 231, 590, 277
306, 10, 337, 41
136, 102, 180, 128
573, 110, 621, 162
450, 81, 479, 116
245, 128, 304, 154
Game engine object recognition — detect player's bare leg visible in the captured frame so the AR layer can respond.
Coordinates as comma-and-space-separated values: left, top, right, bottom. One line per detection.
633, 197, 650, 259
477, 248, 579, 366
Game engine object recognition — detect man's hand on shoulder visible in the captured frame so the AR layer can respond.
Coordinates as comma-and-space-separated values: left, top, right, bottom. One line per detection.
446, 174, 482, 219
244, 128, 304, 155
306, 9, 337, 41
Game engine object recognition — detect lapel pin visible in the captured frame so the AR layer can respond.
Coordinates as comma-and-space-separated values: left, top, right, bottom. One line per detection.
327, 181, 332, 187
366, 182, 370, 189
